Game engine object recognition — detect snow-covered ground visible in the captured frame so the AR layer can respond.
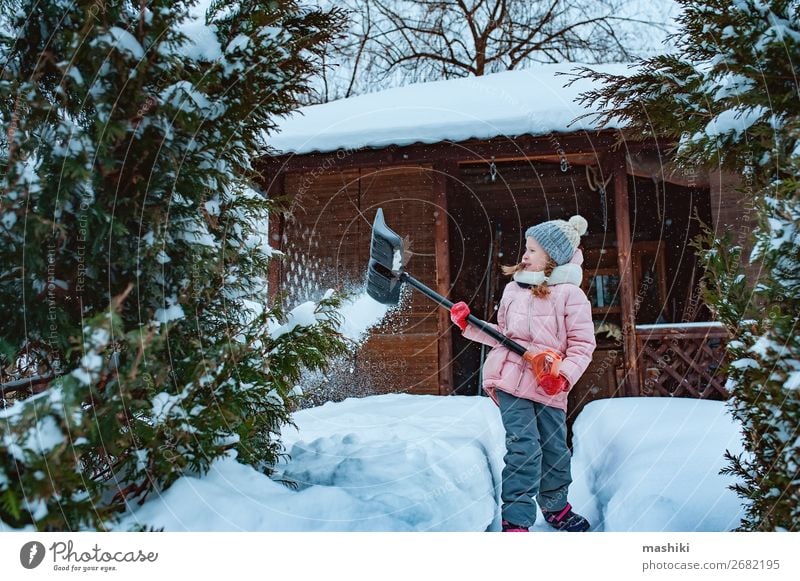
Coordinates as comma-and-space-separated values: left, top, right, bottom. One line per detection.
569, 397, 746, 532
0, 290, 747, 532
0, 290, 746, 533
116, 393, 746, 532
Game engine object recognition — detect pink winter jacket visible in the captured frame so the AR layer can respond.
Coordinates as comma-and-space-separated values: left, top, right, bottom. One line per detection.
462, 249, 596, 411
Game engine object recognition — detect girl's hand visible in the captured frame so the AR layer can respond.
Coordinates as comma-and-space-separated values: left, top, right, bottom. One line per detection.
450, 301, 470, 331
539, 374, 569, 396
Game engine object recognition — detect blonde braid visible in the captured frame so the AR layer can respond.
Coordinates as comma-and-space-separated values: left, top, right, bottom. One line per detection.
501, 257, 557, 298
501, 262, 524, 276
531, 258, 557, 298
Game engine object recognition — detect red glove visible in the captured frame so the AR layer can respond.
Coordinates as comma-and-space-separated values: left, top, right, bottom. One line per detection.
450, 301, 470, 331
538, 374, 569, 396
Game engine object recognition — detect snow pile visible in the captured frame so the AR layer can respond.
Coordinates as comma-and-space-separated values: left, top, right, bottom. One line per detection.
569, 397, 746, 532
270, 63, 633, 155
276, 394, 503, 531
109, 394, 746, 532
115, 394, 504, 531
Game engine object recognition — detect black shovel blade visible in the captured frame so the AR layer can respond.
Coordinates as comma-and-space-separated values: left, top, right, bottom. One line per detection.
367, 259, 402, 305
369, 208, 403, 271
366, 208, 404, 305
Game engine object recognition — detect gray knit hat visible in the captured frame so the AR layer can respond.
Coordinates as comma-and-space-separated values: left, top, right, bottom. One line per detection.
525, 215, 588, 265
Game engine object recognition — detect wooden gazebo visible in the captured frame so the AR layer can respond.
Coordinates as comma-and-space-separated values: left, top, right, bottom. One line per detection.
257, 65, 753, 422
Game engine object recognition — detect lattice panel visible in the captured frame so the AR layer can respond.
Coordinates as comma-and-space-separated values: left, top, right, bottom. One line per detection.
638, 328, 729, 399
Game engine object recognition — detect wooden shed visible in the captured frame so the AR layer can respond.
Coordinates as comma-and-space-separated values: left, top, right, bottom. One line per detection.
258, 65, 754, 423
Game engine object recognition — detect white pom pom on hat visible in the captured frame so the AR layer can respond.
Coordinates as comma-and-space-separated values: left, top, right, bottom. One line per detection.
568, 214, 588, 237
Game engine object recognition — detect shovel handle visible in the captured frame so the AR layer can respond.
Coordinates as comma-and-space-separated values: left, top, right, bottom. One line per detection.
398, 273, 564, 381
400, 272, 530, 358
373, 211, 560, 382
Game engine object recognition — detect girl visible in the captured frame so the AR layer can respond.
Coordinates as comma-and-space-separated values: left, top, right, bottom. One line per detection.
450, 215, 596, 532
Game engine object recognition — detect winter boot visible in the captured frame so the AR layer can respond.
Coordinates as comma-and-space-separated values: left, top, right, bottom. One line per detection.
541, 503, 590, 532
501, 520, 530, 532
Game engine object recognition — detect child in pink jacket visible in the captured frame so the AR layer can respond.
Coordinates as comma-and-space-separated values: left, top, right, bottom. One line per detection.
450, 215, 596, 532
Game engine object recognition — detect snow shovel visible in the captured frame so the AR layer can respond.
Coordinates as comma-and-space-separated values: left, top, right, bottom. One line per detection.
365, 208, 563, 393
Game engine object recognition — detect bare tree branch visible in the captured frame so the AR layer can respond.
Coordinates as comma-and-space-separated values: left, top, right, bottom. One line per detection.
316, 0, 676, 98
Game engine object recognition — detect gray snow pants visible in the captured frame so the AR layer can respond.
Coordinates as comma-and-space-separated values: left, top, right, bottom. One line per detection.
497, 389, 572, 528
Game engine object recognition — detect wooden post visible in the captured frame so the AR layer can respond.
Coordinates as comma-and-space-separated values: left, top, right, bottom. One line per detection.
613, 150, 640, 396
267, 173, 286, 304
433, 163, 454, 395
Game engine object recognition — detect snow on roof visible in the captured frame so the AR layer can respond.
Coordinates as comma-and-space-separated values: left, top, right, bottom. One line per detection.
268, 63, 632, 156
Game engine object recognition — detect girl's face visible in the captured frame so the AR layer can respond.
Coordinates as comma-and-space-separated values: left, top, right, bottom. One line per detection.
522, 236, 550, 271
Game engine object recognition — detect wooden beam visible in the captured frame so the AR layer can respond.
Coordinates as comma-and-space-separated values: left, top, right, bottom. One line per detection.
267, 173, 286, 304
626, 152, 710, 188
613, 149, 640, 396
254, 131, 679, 183
457, 152, 603, 167
0, 373, 58, 396
433, 163, 454, 395
258, 131, 623, 175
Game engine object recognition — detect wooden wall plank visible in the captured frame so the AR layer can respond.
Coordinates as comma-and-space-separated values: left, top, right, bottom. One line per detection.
433, 163, 454, 394
278, 165, 442, 396
613, 151, 640, 396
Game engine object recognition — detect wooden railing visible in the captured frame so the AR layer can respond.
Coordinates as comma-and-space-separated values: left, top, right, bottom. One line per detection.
1, 342, 61, 407
635, 322, 730, 399
1, 373, 56, 406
